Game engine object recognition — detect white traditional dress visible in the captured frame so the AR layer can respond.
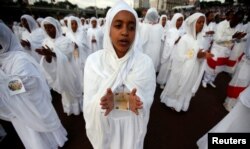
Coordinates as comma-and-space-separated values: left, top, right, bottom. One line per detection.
157, 13, 184, 87
0, 22, 67, 149
40, 17, 83, 115
160, 13, 206, 112
20, 14, 45, 62
139, 8, 163, 71
202, 19, 236, 85
83, 2, 156, 149
87, 17, 103, 53
223, 36, 250, 111
66, 16, 90, 89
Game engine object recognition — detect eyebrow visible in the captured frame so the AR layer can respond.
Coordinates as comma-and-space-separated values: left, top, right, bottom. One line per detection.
113, 19, 135, 24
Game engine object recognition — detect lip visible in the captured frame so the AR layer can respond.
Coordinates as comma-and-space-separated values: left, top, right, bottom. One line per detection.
118, 39, 129, 46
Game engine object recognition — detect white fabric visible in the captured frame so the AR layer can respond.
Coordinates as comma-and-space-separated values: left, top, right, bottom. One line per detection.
0, 22, 67, 149
157, 13, 184, 85
140, 22, 163, 71
197, 89, 250, 149
83, 1, 156, 149
87, 17, 103, 53
66, 16, 90, 90
21, 15, 45, 62
160, 13, 205, 112
40, 17, 83, 115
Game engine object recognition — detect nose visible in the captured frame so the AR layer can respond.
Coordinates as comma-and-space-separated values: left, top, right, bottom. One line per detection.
121, 26, 129, 36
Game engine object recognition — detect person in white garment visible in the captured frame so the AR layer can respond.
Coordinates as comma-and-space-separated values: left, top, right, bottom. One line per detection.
197, 85, 250, 149
157, 13, 184, 89
0, 21, 67, 149
160, 13, 214, 112
225, 10, 247, 74
83, 1, 156, 149
223, 36, 250, 111
36, 17, 83, 116
202, 11, 245, 88
66, 16, 90, 84
87, 17, 103, 53
20, 14, 45, 62
140, 7, 163, 72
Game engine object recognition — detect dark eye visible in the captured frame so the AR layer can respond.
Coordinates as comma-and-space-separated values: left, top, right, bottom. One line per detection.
114, 23, 122, 29
128, 23, 135, 31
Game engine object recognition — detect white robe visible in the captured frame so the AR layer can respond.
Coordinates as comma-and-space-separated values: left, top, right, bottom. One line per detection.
83, 2, 156, 149
140, 23, 163, 71
87, 27, 102, 53
0, 51, 67, 149
40, 35, 83, 116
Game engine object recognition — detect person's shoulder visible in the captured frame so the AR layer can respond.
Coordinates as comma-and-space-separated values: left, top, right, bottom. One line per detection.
136, 52, 154, 65
86, 50, 104, 62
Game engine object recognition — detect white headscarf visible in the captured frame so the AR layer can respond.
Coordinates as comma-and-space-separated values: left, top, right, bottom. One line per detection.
0, 23, 23, 55
143, 8, 159, 24
159, 14, 168, 29
102, 0, 141, 90
0, 22, 61, 131
169, 13, 184, 29
42, 17, 63, 39
184, 12, 205, 39
21, 14, 39, 32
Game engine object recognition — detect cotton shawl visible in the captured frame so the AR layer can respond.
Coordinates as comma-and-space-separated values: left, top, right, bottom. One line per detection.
161, 13, 205, 112
40, 17, 82, 102
20, 14, 45, 62
83, 1, 156, 149
0, 22, 61, 132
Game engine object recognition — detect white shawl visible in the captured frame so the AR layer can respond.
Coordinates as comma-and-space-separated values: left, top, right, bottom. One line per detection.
84, 1, 156, 149
0, 22, 61, 132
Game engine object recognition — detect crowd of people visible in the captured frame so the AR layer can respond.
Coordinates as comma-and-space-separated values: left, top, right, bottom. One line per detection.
0, 0, 250, 149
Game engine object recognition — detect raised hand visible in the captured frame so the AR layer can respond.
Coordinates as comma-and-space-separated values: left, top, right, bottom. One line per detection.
100, 88, 114, 116
20, 39, 30, 48
129, 88, 143, 115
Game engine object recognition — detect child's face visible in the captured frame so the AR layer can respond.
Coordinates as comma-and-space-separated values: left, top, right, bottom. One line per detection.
44, 24, 56, 39
195, 16, 205, 34
176, 17, 183, 29
110, 10, 136, 58
71, 20, 78, 32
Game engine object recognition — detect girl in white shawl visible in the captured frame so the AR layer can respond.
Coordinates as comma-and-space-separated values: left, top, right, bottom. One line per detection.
20, 14, 45, 62
160, 13, 214, 112
36, 17, 83, 116
83, 1, 156, 149
0, 22, 67, 149
140, 7, 163, 71
197, 85, 250, 149
157, 13, 184, 89
66, 16, 90, 88
87, 17, 103, 53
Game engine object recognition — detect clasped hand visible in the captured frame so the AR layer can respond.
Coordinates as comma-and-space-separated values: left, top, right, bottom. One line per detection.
100, 88, 143, 116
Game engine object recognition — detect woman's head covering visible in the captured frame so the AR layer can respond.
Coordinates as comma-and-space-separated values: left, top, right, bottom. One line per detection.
245, 36, 250, 59
103, 0, 140, 59
159, 14, 168, 28
21, 14, 39, 32
67, 16, 81, 33
41, 17, 63, 39
89, 17, 98, 28
143, 8, 159, 24
184, 12, 205, 39
36, 17, 44, 26
0, 22, 23, 54
169, 13, 184, 29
